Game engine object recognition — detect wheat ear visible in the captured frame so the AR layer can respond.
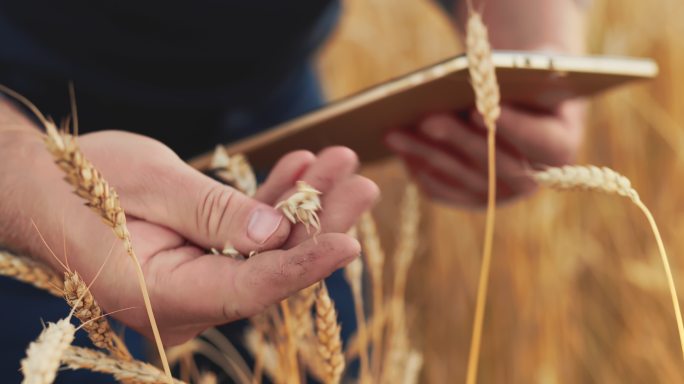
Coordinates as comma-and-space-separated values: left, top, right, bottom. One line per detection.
63, 271, 132, 361
61, 346, 185, 384
0, 250, 63, 296
314, 282, 345, 384
42, 123, 172, 381
465, 9, 502, 384
20, 318, 76, 384
210, 145, 257, 197
534, 165, 684, 359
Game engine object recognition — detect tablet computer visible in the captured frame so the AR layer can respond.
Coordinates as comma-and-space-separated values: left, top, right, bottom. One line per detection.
190, 51, 658, 170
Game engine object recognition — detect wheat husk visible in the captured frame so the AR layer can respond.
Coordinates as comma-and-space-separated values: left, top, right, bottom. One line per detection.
20, 318, 76, 384
0, 250, 63, 296
314, 282, 345, 384
275, 181, 322, 235
63, 271, 132, 361
61, 346, 185, 384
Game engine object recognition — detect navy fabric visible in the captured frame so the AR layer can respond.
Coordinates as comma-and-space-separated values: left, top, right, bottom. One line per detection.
0, 1, 363, 382
0, 0, 340, 159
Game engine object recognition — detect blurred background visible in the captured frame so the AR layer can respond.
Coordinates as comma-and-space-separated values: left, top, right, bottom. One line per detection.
317, 0, 684, 382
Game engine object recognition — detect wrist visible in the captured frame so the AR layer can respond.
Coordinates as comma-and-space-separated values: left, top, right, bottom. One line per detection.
0, 128, 68, 268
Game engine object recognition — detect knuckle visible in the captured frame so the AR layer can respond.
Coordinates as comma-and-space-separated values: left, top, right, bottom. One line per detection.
196, 183, 235, 241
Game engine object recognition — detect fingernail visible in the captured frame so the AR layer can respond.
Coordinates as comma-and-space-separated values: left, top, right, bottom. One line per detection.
247, 207, 283, 244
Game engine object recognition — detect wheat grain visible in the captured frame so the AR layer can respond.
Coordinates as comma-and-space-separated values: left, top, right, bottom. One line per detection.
43, 123, 172, 380
0, 250, 63, 296
210, 145, 257, 197
275, 181, 322, 235
466, 12, 500, 129
534, 164, 684, 359
532, 165, 640, 202
314, 282, 345, 384
63, 271, 132, 361
61, 346, 185, 384
20, 318, 76, 384
465, 9, 502, 384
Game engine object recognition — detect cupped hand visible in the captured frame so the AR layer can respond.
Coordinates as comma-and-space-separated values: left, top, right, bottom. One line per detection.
28, 131, 377, 345
384, 101, 585, 207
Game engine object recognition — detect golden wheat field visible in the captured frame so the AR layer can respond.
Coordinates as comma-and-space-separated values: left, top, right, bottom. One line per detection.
319, 0, 684, 382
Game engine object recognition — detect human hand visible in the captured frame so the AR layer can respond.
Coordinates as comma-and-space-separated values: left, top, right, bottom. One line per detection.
384, 101, 585, 207
11, 130, 377, 345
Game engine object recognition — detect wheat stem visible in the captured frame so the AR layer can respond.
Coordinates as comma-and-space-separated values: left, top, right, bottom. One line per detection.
464, 9, 501, 384
634, 200, 684, 359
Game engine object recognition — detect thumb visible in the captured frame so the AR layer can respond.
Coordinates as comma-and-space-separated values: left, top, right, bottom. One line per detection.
137, 160, 291, 254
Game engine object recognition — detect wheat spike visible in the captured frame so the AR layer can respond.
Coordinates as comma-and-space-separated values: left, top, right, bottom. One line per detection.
465, 9, 502, 384
43, 123, 172, 380
21, 318, 76, 384
466, 11, 500, 129
534, 164, 684, 360
275, 181, 322, 236
210, 145, 257, 197
63, 271, 132, 361
532, 165, 640, 202
343, 257, 371, 383
314, 282, 345, 384
0, 250, 63, 296
61, 346, 185, 384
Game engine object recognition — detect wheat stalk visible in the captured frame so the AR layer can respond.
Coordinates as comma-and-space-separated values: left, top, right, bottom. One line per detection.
20, 318, 76, 384
464, 8, 502, 384
61, 346, 185, 384
344, 256, 371, 383
534, 165, 684, 359
42, 122, 172, 380
63, 271, 132, 361
314, 282, 345, 384
357, 211, 386, 379
382, 183, 421, 383
210, 145, 257, 197
0, 250, 63, 296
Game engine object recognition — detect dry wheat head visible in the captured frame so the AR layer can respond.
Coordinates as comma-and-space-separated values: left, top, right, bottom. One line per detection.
466, 12, 500, 128
210, 145, 257, 197
20, 318, 76, 384
63, 271, 132, 361
61, 346, 185, 384
275, 181, 322, 235
314, 282, 345, 384
532, 165, 640, 202
0, 251, 63, 296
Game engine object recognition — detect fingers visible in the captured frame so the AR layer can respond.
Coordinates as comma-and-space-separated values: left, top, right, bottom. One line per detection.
139, 161, 291, 254
419, 114, 528, 180
385, 131, 488, 194
480, 103, 584, 167
150, 233, 361, 326
270, 147, 379, 247
255, 150, 316, 205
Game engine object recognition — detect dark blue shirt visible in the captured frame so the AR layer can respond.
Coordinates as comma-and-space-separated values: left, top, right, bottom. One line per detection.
0, 0, 339, 158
